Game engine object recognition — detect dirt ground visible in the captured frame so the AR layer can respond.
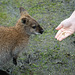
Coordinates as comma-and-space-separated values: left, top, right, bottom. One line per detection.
0, 0, 75, 75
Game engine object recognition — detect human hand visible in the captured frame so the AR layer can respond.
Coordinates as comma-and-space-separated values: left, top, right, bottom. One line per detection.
55, 18, 75, 41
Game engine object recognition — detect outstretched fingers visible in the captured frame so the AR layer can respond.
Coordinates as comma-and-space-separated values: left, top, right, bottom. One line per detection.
55, 30, 62, 38
56, 23, 63, 30
56, 31, 73, 41
55, 28, 65, 38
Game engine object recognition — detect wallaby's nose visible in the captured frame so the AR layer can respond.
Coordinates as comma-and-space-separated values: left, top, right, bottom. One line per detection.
40, 29, 44, 34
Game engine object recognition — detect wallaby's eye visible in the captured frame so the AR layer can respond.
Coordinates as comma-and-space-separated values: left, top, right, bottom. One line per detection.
21, 18, 27, 24
32, 25, 36, 29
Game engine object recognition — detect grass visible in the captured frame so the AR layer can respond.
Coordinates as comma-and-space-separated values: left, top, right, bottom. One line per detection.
0, 0, 75, 75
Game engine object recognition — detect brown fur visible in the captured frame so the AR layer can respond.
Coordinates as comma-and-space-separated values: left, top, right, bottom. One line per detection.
0, 7, 44, 66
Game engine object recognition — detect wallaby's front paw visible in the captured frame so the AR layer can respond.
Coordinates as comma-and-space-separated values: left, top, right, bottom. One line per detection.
13, 58, 17, 65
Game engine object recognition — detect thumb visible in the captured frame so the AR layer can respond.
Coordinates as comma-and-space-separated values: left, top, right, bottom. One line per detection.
56, 23, 63, 30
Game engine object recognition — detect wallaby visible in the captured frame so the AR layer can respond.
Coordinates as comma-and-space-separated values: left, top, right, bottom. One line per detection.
0, 7, 44, 66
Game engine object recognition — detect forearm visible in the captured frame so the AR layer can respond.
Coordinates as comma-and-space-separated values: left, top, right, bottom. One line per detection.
70, 11, 75, 18
69, 11, 75, 32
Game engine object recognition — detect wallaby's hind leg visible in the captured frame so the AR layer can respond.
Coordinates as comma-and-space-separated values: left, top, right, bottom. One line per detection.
12, 47, 20, 65
13, 57, 17, 65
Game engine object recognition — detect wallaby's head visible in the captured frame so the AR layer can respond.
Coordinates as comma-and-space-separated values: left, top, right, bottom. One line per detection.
18, 7, 44, 35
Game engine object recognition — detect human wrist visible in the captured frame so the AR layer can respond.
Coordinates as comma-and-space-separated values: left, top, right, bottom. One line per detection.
69, 16, 75, 32
69, 11, 75, 19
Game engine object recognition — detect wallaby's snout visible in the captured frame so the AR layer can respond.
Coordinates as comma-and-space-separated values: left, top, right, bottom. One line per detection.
36, 25, 44, 34
39, 25, 44, 34
40, 29, 44, 34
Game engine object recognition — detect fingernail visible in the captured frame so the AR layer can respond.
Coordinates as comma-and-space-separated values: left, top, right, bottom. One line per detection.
55, 36, 56, 38
55, 28, 57, 30
55, 35, 57, 38
59, 39, 62, 41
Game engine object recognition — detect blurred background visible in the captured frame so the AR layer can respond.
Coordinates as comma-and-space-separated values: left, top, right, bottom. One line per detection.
0, 0, 75, 75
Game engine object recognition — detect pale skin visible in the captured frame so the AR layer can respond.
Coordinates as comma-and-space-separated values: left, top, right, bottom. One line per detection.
55, 11, 75, 41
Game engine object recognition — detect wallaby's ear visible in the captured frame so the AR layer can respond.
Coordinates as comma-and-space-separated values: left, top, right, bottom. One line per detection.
21, 18, 29, 24
19, 7, 28, 16
20, 7, 26, 13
